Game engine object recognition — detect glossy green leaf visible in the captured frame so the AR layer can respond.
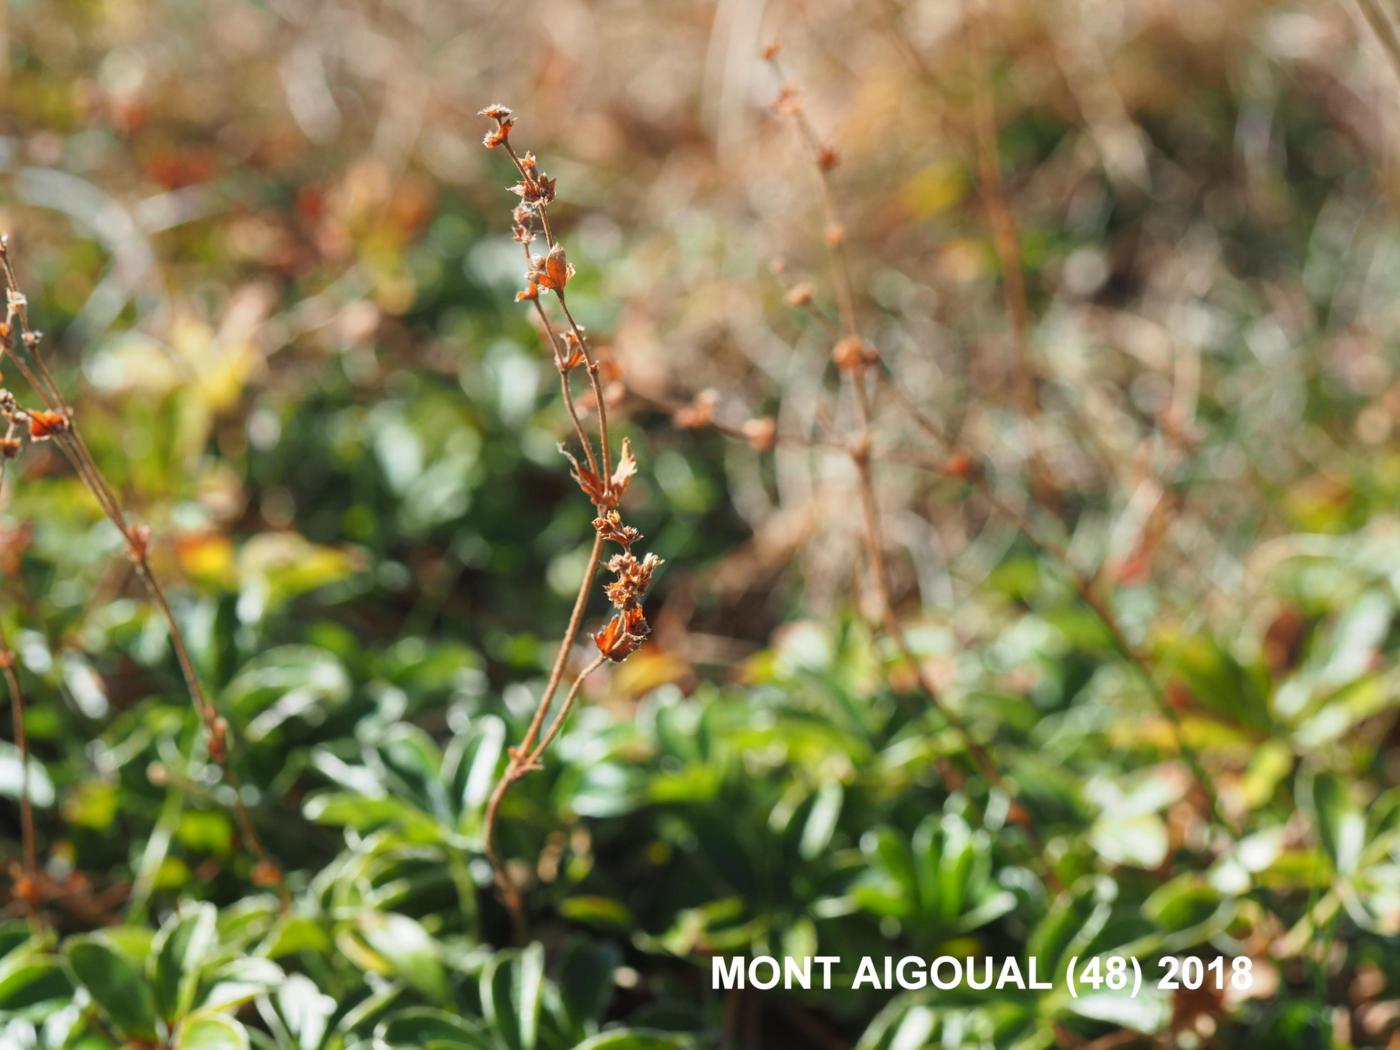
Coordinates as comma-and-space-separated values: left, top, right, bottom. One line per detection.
64, 934, 158, 1040
356, 912, 447, 1004
374, 1007, 491, 1049
152, 901, 218, 1021
480, 943, 545, 1050
177, 1012, 250, 1050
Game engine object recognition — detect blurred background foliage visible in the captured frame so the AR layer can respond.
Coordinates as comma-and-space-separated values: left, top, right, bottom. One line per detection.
0, 0, 1399, 1046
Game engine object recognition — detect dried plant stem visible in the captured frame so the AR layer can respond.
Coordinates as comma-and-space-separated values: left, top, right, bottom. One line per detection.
0, 240, 283, 890
477, 108, 666, 942
765, 65, 1232, 835
479, 109, 652, 937
873, 370, 1235, 836
967, 3, 1038, 422
535, 653, 608, 764
0, 619, 38, 915
496, 139, 614, 482
524, 270, 598, 476
768, 58, 1070, 883
555, 295, 613, 481
483, 535, 606, 940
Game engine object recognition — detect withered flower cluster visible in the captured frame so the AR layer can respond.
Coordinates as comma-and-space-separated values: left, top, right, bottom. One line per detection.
480, 103, 662, 662
479, 104, 662, 932
0, 295, 70, 463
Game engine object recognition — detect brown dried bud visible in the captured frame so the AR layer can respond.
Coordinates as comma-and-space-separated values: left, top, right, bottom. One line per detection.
478, 103, 515, 123
0, 437, 20, 459
762, 41, 782, 61
832, 335, 871, 371
817, 145, 839, 171
509, 173, 556, 205
604, 550, 663, 610
14, 875, 40, 905
26, 409, 68, 439
742, 416, 777, 452
252, 861, 284, 887
533, 244, 574, 292
943, 451, 976, 479
673, 390, 717, 430
127, 523, 151, 563
775, 84, 803, 117
593, 510, 642, 549
784, 283, 814, 308
594, 606, 649, 662
208, 716, 228, 763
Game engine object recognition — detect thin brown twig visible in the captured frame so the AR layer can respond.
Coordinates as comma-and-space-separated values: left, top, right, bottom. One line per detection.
760, 68, 1232, 833
872, 359, 1236, 836
765, 51, 1076, 880
0, 236, 285, 893
496, 138, 614, 482
478, 106, 662, 939
482, 535, 606, 939
966, 1, 1059, 509
0, 619, 38, 918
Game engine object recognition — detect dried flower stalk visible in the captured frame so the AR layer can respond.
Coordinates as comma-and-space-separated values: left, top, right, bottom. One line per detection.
0, 236, 282, 891
966, 3, 1061, 511
0, 618, 38, 918
761, 47, 1232, 840
765, 47, 1053, 835
477, 105, 661, 939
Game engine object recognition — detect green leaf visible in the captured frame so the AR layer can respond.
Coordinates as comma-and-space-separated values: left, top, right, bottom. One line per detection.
557, 940, 621, 1035
1066, 987, 1170, 1034
1089, 813, 1169, 869
303, 792, 443, 841
374, 1007, 491, 1049
152, 901, 218, 1021
262, 916, 333, 959
177, 1013, 251, 1050
64, 933, 158, 1039
267, 974, 335, 1050
374, 723, 446, 814
197, 957, 283, 1012
558, 897, 635, 932
356, 912, 448, 1004
0, 742, 54, 807
481, 943, 545, 1050
572, 1032, 691, 1050
799, 784, 843, 860
0, 952, 72, 1015
445, 716, 506, 824
225, 645, 351, 740
0, 919, 33, 960
1307, 770, 1365, 875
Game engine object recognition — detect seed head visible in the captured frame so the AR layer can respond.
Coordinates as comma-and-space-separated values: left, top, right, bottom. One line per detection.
27, 409, 69, 439
531, 244, 574, 292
